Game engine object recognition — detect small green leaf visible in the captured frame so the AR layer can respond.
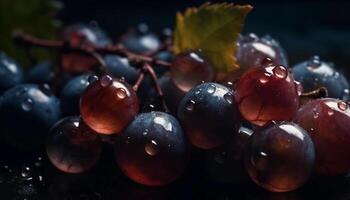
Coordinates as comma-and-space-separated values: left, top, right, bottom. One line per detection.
174, 2, 252, 73
0, 0, 62, 66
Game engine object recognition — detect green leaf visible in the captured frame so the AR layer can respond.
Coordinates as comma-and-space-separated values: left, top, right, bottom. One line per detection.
174, 2, 252, 73
0, 0, 62, 66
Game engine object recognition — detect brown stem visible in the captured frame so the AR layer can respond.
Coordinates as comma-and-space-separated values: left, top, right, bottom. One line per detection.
143, 63, 169, 112
132, 72, 145, 91
300, 87, 328, 105
12, 31, 171, 67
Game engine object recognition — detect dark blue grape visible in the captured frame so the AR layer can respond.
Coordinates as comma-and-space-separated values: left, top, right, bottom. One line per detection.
61, 24, 112, 47
292, 56, 349, 101
114, 111, 189, 186
178, 83, 240, 149
46, 116, 102, 173
0, 52, 24, 93
0, 84, 61, 149
105, 54, 138, 84
26, 61, 54, 84
121, 33, 160, 54
60, 74, 90, 116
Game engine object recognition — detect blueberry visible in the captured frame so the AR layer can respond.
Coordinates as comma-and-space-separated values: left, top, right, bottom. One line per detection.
0, 52, 24, 94
0, 84, 61, 149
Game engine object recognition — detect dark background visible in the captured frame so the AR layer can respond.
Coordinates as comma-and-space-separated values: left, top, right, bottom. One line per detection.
59, 0, 350, 75
1, 1, 350, 199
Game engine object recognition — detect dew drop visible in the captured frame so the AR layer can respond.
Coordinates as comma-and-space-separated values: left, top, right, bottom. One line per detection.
273, 65, 288, 79
207, 84, 216, 94
337, 101, 348, 111
223, 93, 233, 104
125, 136, 131, 144
39, 83, 52, 96
21, 167, 33, 180
313, 112, 320, 119
145, 140, 158, 156
344, 89, 349, 94
195, 89, 201, 95
22, 98, 33, 111
185, 100, 195, 111
307, 55, 321, 69
143, 129, 149, 136
261, 57, 273, 66
100, 75, 113, 87
116, 88, 127, 99
88, 75, 98, 83
259, 73, 271, 84
328, 109, 334, 116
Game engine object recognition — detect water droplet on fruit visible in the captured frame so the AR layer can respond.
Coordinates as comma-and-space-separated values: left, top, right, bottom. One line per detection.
145, 140, 158, 156
226, 81, 233, 87
39, 84, 52, 96
259, 73, 271, 84
143, 129, 149, 136
294, 81, 303, 96
224, 93, 233, 104
328, 109, 334, 116
307, 56, 321, 69
21, 167, 33, 180
22, 98, 33, 111
344, 89, 349, 94
88, 75, 99, 83
273, 65, 287, 79
120, 77, 125, 82
207, 84, 216, 94
195, 89, 201, 95
116, 88, 127, 99
185, 100, 195, 111
337, 101, 348, 111
313, 112, 319, 119
100, 75, 113, 87
261, 57, 273, 66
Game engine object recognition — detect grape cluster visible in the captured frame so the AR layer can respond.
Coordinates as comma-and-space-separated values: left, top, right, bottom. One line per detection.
1, 23, 350, 194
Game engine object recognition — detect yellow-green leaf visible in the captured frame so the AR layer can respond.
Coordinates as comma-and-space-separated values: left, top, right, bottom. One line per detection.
174, 3, 252, 73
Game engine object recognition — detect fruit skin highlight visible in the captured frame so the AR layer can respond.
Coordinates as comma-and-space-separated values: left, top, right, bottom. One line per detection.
235, 64, 299, 126
295, 98, 350, 175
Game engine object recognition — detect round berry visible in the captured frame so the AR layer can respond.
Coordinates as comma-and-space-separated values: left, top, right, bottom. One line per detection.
235, 64, 299, 126
0, 84, 61, 148
114, 111, 189, 186
292, 56, 349, 101
171, 50, 214, 92
295, 98, 350, 175
178, 83, 239, 149
46, 116, 102, 173
245, 122, 315, 192
80, 75, 139, 135
0, 52, 24, 93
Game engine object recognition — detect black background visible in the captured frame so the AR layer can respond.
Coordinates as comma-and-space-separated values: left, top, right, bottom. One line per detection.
1, 0, 350, 199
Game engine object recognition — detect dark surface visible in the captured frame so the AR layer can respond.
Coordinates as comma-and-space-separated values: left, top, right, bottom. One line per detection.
1, 0, 350, 199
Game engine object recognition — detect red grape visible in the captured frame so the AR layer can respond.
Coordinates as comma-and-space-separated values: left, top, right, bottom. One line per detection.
46, 116, 102, 173
171, 50, 214, 92
80, 75, 139, 135
235, 64, 299, 126
294, 98, 350, 175
245, 122, 315, 192
60, 24, 111, 73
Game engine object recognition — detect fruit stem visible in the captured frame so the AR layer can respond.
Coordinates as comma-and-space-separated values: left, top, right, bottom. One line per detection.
300, 87, 328, 105
132, 72, 145, 91
12, 30, 171, 67
143, 63, 170, 112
